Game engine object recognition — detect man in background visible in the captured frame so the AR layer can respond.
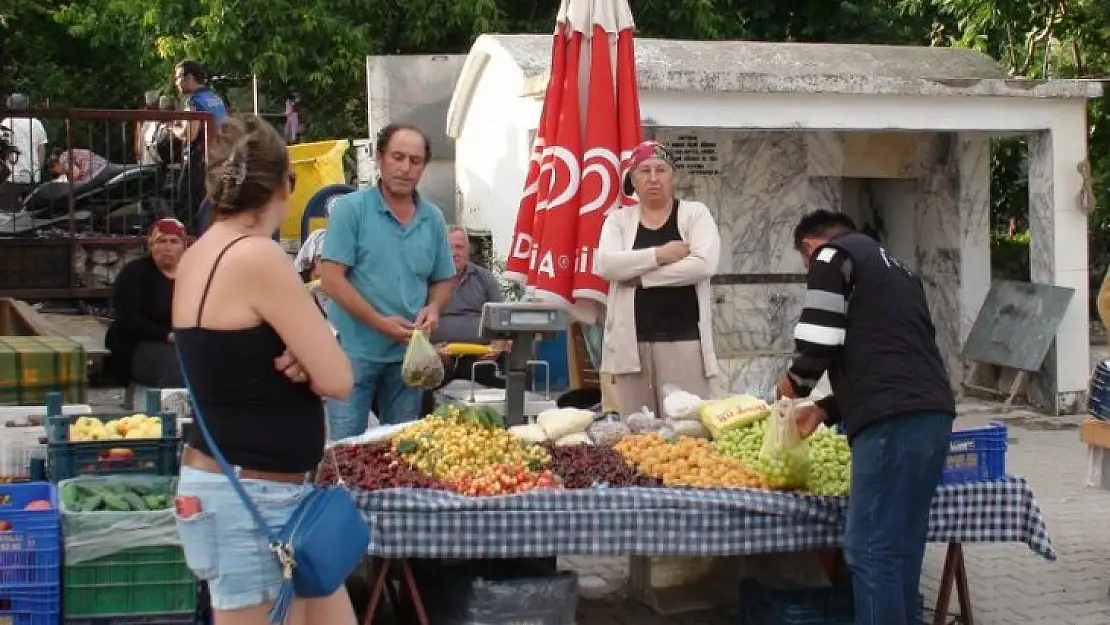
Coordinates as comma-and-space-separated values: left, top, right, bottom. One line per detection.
431, 226, 509, 383
172, 60, 226, 225
0, 93, 48, 212
1, 93, 47, 185
320, 123, 455, 435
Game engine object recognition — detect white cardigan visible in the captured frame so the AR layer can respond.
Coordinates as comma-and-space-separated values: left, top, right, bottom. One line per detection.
594, 200, 721, 377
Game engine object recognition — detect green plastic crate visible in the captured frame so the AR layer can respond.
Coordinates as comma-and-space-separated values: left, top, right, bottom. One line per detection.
63, 545, 197, 618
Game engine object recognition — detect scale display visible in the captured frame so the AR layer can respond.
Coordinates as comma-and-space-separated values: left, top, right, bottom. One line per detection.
480, 302, 566, 337
509, 311, 554, 326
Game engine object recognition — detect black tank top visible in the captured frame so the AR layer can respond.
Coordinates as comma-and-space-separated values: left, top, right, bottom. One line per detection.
175, 236, 326, 473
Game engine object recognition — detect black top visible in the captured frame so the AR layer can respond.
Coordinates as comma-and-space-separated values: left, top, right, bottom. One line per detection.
175, 236, 326, 473
105, 256, 173, 381
787, 230, 955, 440
632, 200, 700, 342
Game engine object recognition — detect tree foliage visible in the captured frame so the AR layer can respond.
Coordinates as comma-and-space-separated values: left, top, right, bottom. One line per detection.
1, 0, 1106, 275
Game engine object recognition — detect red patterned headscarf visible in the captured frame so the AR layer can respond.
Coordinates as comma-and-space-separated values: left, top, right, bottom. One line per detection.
148, 218, 187, 247
623, 140, 676, 196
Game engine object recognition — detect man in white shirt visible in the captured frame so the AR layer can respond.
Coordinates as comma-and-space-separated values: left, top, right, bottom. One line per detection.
0, 93, 48, 185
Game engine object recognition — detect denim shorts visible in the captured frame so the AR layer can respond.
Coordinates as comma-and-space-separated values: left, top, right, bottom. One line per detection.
175, 466, 312, 611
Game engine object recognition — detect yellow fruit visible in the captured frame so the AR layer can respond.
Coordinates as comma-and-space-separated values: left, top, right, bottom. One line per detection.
615, 433, 762, 489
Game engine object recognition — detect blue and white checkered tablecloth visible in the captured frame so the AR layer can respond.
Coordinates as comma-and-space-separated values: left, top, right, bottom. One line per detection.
353, 475, 1055, 561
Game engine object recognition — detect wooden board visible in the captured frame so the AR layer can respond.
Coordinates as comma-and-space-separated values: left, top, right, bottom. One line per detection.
961, 280, 1075, 372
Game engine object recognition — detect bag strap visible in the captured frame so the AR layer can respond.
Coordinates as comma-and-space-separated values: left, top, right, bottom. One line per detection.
175, 345, 279, 544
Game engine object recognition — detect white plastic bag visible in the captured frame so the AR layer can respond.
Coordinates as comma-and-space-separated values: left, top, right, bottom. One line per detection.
661, 384, 705, 420
401, 329, 445, 389
665, 417, 711, 439
752, 399, 811, 489
626, 406, 664, 433
587, 413, 631, 446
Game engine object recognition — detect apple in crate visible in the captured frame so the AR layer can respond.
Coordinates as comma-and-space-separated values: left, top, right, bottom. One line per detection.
69, 414, 163, 441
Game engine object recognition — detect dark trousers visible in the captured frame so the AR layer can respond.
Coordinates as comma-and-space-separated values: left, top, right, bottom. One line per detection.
131, 341, 184, 387
843, 410, 952, 625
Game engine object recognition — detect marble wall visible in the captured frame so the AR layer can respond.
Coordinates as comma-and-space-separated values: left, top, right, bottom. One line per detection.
645, 127, 986, 396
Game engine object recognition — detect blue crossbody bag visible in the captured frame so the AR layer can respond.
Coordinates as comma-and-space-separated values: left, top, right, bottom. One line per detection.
175, 347, 369, 623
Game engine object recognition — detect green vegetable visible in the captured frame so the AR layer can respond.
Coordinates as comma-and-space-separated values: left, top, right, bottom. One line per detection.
130, 484, 153, 496
396, 439, 419, 454
122, 492, 147, 511
145, 495, 168, 510
78, 495, 103, 512
101, 493, 130, 512
61, 483, 79, 510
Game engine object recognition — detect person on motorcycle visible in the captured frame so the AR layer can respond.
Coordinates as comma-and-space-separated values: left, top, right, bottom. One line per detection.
49, 147, 108, 184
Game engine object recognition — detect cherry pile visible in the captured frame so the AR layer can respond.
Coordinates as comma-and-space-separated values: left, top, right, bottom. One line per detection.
542, 443, 661, 489
317, 444, 445, 491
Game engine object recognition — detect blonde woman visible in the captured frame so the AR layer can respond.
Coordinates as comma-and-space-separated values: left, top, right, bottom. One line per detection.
595, 140, 721, 417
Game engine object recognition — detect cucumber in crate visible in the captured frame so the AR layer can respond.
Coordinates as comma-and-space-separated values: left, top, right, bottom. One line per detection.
43, 391, 181, 482
59, 474, 196, 620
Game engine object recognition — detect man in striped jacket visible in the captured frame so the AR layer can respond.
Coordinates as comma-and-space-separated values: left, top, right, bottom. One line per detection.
778, 210, 956, 625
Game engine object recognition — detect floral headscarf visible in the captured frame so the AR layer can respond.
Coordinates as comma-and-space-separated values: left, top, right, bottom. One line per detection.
622, 140, 676, 196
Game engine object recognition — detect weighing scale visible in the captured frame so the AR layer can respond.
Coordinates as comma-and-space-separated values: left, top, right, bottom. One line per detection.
434, 301, 567, 427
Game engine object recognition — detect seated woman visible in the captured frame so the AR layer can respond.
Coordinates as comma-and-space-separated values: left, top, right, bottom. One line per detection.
105, 218, 188, 388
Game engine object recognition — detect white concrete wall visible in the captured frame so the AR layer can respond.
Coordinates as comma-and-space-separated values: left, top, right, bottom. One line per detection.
452, 78, 1093, 410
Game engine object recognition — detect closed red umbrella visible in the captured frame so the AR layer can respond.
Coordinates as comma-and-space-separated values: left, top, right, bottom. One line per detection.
504, 0, 641, 321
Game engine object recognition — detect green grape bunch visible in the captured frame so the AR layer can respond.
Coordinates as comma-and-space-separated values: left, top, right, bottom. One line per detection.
804, 424, 852, 496
712, 419, 766, 468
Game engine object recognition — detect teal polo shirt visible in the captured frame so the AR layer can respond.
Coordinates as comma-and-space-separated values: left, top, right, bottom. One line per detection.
321, 186, 455, 362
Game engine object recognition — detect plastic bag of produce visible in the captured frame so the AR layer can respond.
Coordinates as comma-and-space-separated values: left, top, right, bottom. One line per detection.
508, 424, 549, 444
555, 432, 592, 446
587, 413, 631, 447
699, 394, 771, 439
661, 384, 706, 420
59, 475, 180, 565
401, 329, 445, 389
626, 407, 664, 433
536, 408, 595, 440
752, 399, 810, 489
665, 417, 711, 439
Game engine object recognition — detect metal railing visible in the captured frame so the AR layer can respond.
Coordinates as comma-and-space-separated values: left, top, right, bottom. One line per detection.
0, 108, 214, 300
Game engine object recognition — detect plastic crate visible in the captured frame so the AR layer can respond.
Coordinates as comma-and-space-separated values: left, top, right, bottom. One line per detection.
941, 423, 1007, 485
0, 482, 61, 588
738, 580, 924, 625
64, 545, 197, 619
47, 440, 180, 482
0, 423, 45, 481
0, 585, 61, 625
45, 391, 177, 444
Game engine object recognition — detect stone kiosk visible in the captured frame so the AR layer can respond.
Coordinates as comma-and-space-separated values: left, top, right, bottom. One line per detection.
447, 35, 1103, 414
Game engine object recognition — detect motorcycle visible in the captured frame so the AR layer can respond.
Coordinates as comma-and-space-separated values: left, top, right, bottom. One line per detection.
0, 162, 167, 235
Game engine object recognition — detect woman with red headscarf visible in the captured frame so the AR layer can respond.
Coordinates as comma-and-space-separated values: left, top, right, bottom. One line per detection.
595, 140, 722, 419
106, 218, 189, 387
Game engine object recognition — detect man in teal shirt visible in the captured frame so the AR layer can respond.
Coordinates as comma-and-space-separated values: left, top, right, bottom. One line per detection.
319, 124, 455, 436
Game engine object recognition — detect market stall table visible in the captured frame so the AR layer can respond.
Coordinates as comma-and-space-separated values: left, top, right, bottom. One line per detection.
355, 476, 1053, 625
